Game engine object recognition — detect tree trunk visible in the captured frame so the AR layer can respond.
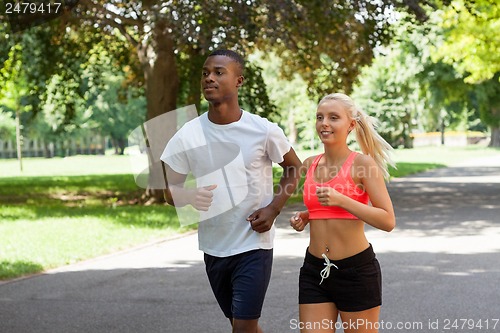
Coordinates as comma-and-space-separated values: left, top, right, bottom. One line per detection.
111, 137, 126, 155
489, 127, 500, 147
137, 21, 179, 203
111, 138, 119, 155
440, 122, 445, 146
488, 106, 500, 147
140, 24, 179, 121
117, 137, 126, 155
185, 47, 205, 114
15, 109, 23, 172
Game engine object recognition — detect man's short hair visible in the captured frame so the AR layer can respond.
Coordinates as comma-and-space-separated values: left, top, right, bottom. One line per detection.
208, 49, 245, 75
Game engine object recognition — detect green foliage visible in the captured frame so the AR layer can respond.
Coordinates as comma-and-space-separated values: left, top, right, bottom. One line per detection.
0, 111, 16, 140
0, 22, 147, 155
0, 43, 30, 111
352, 14, 488, 146
238, 62, 278, 120
428, 0, 500, 144
2, 1, 432, 148
433, 0, 500, 83
419, 62, 470, 129
82, 42, 146, 154
87, 76, 146, 154
352, 40, 424, 147
263, 0, 397, 97
5, 0, 493, 153
0, 23, 13, 63
250, 51, 318, 149
0, 38, 33, 155
67, 0, 417, 120
0, 25, 89, 151
473, 74, 500, 128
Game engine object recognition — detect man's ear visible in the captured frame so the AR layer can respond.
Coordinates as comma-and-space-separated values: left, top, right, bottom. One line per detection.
237, 76, 244, 88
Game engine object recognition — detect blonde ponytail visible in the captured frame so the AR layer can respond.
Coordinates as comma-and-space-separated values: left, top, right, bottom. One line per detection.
319, 93, 395, 180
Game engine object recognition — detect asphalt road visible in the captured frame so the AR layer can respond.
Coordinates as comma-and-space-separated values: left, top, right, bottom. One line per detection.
1, 156, 499, 333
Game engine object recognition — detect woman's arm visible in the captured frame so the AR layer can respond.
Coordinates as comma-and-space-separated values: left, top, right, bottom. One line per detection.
316, 154, 395, 232
288, 155, 317, 232
290, 210, 310, 231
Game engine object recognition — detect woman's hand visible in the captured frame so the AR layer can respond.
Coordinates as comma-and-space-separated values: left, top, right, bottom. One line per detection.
315, 186, 343, 206
290, 211, 309, 232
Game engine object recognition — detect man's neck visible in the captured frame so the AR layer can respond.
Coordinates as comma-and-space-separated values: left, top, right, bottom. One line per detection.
207, 102, 242, 125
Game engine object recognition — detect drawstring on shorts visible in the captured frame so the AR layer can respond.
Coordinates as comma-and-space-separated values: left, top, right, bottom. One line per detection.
319, 253, 338, 285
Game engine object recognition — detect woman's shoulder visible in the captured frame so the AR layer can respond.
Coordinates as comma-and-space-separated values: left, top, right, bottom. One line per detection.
303, 154, 321, 170
352, 152, 380, 179
352, 152, 374, 166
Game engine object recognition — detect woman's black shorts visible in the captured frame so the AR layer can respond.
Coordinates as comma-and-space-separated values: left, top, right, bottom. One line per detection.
298, 244, 382, 312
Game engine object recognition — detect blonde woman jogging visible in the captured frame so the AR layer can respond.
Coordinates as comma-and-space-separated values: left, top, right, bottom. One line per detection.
290, 93, 395, 333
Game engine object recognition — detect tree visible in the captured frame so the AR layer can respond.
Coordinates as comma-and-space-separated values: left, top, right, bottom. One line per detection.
472, 74, 500, 146
4, 0, 437, 124
352, 13, 481, 147
418, 61, 477, 136
62, 0, 408, 199
69, 0, 433, 118
407, 17, 477, 137
0, 111, 16, 141
352, 44, 423, 148
434, 0, 500, 83
258, 0, 396, 98
2, 1, 433, 198
0, 42, 31, 170
0, 22, 144, 158
432, 0, 500, 146
250, 51, 317, 149
85, 72, 146, 155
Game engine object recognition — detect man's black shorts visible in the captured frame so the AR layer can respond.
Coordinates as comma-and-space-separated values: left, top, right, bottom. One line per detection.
204, 249, 273, 320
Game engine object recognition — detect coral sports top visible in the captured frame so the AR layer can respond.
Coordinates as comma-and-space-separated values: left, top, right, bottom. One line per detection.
303, 152, 369, 220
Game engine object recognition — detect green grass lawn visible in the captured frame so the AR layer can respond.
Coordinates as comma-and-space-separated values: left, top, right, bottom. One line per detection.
0, 171, 191, 280
1, 146, 499, 280
1, 155, 134, 178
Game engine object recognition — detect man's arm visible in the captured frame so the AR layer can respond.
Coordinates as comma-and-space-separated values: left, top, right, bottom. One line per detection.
163, 165, 186, 206
164, 164, 216, 211
247, 148, 303, 233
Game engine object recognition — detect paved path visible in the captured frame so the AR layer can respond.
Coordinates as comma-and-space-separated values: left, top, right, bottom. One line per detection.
1, 155, 499, 333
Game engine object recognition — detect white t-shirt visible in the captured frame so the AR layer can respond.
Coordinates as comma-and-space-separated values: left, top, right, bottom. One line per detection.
160, 110, 292, 257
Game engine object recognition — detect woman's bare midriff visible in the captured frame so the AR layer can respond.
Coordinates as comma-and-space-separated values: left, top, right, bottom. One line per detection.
308, 218, 370, 260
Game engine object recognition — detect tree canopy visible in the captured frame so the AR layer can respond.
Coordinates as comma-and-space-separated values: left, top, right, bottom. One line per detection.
432, 0, 500, 145
2, 0, 498, 160
433, 0, 500, 84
